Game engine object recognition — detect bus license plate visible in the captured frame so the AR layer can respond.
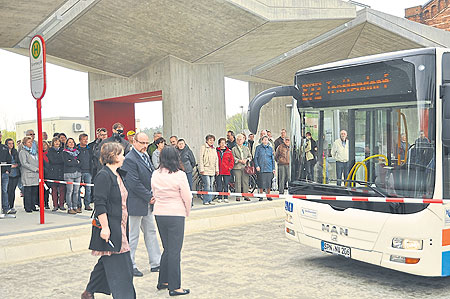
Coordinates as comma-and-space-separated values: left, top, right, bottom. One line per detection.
321, 241, 351, 258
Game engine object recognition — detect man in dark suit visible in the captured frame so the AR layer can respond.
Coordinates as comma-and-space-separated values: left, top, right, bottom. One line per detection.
121, 132, 161, 277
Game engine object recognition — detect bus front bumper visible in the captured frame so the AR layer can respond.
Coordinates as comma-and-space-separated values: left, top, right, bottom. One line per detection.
285, 222, 443, 277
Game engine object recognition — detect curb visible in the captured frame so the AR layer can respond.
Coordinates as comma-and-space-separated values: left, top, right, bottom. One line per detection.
0, 201, 285, 265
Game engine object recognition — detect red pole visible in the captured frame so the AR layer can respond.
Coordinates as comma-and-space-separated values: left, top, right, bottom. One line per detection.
37, 99, 45, 224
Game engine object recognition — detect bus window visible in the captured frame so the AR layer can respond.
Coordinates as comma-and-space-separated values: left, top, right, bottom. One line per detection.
295, 104, 435, 199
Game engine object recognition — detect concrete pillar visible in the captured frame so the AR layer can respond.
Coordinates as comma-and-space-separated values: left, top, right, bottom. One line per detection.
88, 56, 226, 157
249, 82, 292, 137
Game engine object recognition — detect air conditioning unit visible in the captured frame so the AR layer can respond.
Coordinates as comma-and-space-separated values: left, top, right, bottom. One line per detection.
73, 123, 85, 132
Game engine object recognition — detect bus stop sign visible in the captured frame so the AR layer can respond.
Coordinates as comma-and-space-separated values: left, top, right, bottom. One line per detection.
29, 35, 46, 100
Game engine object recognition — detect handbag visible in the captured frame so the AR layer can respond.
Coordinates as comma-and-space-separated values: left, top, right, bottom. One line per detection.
244, 160, 256, 175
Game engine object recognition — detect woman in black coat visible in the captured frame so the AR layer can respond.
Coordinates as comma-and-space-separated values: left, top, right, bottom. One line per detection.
47, 137, 66, 211
82, 142, 135, 299
5, 138, 20, 213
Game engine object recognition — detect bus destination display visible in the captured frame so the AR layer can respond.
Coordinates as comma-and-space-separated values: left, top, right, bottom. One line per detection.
297, 60, 416, 107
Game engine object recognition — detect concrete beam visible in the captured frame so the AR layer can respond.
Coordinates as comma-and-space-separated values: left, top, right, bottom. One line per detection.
89, 56, 226, 157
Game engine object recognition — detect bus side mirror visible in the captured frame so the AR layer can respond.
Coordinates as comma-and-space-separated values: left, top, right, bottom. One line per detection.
442, 84, 450, 147
247, 86, 302, 134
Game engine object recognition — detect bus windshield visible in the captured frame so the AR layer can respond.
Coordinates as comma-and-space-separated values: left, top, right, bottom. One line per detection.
290, 53, 436, 202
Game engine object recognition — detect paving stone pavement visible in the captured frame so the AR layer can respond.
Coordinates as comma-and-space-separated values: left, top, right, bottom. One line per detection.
2, 219, 450, 299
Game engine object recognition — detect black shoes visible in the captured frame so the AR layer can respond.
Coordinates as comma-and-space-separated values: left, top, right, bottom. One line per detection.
169, 289, 190, 296
151, 266, 160, 272
81, 290, 95, 299
133, 268, 143, 277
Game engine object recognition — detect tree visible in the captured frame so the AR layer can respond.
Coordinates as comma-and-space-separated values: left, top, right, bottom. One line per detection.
1, 130, 16, 142
226, 112, 248, 134
140, 126, 163, 139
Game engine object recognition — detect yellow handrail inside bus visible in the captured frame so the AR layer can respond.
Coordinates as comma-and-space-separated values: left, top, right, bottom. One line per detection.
345, 154, 389, 187
351, 162, 368, 187
323, 155, 327, 184
397, 110, 408, 165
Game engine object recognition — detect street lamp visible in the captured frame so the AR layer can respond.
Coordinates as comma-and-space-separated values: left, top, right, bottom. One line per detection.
239, 105, 244, 132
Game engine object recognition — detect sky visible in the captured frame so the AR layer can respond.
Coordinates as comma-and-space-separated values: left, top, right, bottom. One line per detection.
0, 0, 428, 130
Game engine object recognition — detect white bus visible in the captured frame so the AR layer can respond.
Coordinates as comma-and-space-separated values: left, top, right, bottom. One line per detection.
248, 48, 450, 276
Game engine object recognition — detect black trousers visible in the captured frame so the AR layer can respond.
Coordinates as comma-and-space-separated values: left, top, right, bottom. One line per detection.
86, 251, 135, 299
44, 188, 49, 207
305, 159, 315, 181
23, 185, 38, 212
216, 175, 231, 199
155, 215, 185, 291
7, 176, 19, 209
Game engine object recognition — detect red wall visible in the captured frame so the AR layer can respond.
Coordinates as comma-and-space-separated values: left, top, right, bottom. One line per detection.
94, 102, 136, 137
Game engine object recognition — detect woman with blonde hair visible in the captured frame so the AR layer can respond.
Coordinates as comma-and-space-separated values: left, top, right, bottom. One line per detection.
18, 136, 39, 213
232, 134, 252, 201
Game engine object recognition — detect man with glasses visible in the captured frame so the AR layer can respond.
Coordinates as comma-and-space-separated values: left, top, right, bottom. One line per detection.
18, 129, 38, 153
121, 132, 161, 277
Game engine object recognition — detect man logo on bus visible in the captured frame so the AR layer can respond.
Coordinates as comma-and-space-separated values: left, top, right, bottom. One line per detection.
322, 224, 348, 236
32, 41, 41, 59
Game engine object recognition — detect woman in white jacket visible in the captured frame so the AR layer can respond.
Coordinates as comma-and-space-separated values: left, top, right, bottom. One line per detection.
198, 134, 219, 205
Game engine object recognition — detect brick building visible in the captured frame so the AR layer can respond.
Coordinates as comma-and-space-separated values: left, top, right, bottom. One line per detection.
405, 0, 450, 31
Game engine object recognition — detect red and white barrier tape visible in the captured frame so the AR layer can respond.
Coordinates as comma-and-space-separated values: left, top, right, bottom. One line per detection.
41, 179, 94, 187
191, 190, 280, 198
191, 191, 449, 204
38, 179, 449, 204
288, 194, 447, 204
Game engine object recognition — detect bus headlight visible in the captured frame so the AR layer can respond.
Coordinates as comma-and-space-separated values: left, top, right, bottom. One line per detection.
392, 238, 423, 250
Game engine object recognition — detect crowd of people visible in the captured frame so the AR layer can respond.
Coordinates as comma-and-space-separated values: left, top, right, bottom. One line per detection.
1, 125, 116, 214
197, 128, 290, 205
0, 124, 291, 215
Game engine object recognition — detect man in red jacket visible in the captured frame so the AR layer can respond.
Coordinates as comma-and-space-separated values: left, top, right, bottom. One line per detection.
216, 138, 234, 203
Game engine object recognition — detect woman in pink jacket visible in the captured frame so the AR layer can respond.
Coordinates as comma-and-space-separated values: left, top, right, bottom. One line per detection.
151, 146, 192, 296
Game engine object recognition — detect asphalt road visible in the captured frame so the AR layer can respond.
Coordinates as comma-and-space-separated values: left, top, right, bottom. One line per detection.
2, 220, 450, 298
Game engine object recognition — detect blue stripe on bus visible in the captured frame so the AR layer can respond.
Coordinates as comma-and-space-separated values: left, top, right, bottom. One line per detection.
442, 251, 450, 276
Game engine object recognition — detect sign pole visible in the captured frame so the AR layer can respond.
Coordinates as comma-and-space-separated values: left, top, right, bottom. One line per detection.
30, 35, 47, 224
37, 99, 45, 224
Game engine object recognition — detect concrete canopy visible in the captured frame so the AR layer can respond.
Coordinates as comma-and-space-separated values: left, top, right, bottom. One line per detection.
246, 8, 450, 85
1, 0, 356, 79
0, 0, 66, 47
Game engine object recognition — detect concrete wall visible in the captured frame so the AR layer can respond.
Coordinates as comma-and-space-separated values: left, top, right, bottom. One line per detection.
167, 57, 226, 157
249, 82, 292, 138
89, 56, 226, 158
